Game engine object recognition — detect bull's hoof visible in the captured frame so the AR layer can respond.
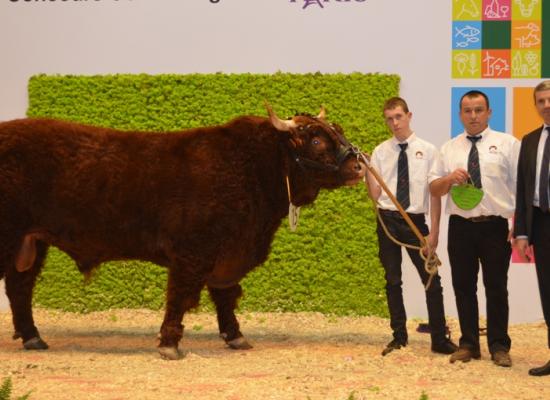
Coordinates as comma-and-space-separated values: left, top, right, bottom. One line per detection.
226, 336, 253, 350
23, 337, 49, 350
158, 346, 183, 360
13, 331, 22, 340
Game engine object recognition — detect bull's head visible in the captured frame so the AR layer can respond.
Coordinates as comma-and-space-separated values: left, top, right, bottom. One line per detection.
265, 103, 367, 189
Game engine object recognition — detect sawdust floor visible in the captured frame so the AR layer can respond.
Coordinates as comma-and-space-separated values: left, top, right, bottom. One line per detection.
0, 309, 549, 400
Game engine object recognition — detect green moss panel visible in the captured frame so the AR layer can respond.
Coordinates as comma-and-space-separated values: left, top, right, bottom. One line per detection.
27, 73, 399, 316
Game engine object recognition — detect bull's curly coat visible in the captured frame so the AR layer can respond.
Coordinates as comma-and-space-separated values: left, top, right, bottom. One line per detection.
0, 106, 366, 359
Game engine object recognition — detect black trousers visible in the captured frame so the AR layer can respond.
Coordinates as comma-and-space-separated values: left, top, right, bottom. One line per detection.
448, 215, 511, 354
376, 210, 448, 344
532, 207, 550, 349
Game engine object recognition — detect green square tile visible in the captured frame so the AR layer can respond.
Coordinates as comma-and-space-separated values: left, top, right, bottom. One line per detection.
452, 50, 482, 78
453, 0, 482, 20
511, 50, 540, 78
482, 21, 511, 49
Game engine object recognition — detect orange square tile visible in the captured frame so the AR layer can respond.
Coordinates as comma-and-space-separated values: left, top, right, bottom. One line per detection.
481, 50, 511, 78
511, 20, 541, 49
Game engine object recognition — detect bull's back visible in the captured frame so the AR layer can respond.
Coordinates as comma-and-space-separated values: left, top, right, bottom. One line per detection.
0, 117, 272, 266
0, 119, 189, 259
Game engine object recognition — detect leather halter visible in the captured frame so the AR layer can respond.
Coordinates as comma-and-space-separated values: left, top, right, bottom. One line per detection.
288, 117, 361, 172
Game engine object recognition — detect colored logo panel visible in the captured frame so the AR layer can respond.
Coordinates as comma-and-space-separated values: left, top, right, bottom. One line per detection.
482, 50, 511, 78
512, 20, 542, 49
453, 50, 482, 78
452, 0, 547, 78
512, 0, 542, 20
512, 87, 543, 139
451, 87, 506, 138
511, 49, 541, 78
483, 0, 512, 20
453, 21, 482, 49
454, 0, 483, 20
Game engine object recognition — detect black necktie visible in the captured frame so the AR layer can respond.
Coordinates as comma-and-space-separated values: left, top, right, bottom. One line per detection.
467, 135, 482, 188
539, 127, 550, 212
396, 142, 410, 210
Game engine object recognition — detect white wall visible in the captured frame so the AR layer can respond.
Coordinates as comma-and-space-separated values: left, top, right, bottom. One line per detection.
0, 0, 543, 323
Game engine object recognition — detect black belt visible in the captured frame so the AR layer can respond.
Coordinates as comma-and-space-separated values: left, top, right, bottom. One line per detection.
453, 214, 504, 223
378, 209, 424, 219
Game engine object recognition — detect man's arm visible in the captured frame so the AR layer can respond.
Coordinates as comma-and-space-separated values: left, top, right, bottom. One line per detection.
365, 169, 382, 201
424, 194, 441, 254
513, 139, 528, 238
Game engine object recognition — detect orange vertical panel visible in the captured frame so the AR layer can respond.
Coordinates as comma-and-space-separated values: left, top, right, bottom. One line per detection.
513, 87, 543, 139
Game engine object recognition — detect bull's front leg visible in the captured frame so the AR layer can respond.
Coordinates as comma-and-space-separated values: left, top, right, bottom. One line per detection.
158, 268, 205, 360
207, 284, 252, 350
5, 239, 49, 350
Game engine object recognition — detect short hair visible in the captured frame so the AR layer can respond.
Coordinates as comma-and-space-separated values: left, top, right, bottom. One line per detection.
533, 80, 550, 102
383, 97, 409, 113
460, 90, 490, 110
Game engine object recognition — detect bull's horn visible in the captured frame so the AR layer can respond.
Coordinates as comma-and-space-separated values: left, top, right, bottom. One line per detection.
317, 106, 327, 120
264, 101, 296, 131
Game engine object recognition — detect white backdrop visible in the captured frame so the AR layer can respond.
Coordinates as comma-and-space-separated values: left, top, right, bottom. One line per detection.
0, 0, 543, 323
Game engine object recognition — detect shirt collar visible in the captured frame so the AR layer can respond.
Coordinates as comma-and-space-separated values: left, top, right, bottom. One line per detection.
463, 126, 490, 142
391, 132, 416, 149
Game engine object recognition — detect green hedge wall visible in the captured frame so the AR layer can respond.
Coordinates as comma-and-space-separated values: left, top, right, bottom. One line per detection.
27, 73, 399, 316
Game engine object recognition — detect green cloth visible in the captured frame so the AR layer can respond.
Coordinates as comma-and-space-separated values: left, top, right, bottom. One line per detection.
450, 184, 484, 210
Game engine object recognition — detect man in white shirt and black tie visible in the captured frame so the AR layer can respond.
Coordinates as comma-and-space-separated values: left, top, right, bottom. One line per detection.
365, 97, 457, 356
514, 80, 550, 376
429, 90, 520, 367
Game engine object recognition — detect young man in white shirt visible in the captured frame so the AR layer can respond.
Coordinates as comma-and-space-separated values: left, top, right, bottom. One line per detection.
429, 90, 520, 367
365, 97, 457, 356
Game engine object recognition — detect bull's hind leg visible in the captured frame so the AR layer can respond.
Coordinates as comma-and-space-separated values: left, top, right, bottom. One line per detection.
158, 268, 206, 360
5, 240, 49, 350
207, 284, 252, 350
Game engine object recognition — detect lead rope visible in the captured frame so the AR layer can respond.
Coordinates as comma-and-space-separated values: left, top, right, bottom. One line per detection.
373, 202, 440, 290
359, 153, 440, 290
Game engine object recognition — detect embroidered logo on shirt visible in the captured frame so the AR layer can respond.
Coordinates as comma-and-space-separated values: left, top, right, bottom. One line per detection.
489, 145, 498, 153
415, 151, 424, 159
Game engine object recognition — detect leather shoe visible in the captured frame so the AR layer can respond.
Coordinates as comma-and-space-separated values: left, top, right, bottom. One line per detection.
528, 360, 550, 376
381, 339, 407, 356
449, 347, 481, 363
491, 350, 512, 367
432, 338, 459, 355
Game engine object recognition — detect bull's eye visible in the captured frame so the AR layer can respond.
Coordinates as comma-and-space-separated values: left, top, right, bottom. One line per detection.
312, 138, 321, 146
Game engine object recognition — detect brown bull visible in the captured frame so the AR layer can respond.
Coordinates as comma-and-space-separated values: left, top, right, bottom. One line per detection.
0, 105, 366, 359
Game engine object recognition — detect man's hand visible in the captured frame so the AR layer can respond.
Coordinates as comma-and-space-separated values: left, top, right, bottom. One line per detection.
513, 238, 533, 262
447, 168, 469, 185
422, 232, 439, 256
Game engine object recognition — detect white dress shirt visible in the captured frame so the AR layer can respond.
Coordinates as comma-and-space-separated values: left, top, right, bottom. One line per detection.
371, 132, 438, 214
429, 127, 520, 219
533, 124, 550, 207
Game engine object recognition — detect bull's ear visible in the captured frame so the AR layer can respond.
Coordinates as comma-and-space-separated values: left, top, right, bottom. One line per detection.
288, 136, 304, 149
264, 101, 296, 131
317, 106, 327, 121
